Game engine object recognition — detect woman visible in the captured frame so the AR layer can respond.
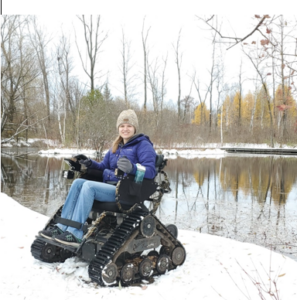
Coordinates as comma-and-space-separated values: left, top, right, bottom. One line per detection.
39, 109, 156, 247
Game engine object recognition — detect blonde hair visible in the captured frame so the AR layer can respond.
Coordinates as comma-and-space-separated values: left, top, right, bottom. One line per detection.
112, 135, 123, 153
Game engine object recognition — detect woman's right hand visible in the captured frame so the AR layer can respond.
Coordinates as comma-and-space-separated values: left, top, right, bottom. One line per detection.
73, 154, 88, 161
79, 159, 92, 168
73, 154, 92, 167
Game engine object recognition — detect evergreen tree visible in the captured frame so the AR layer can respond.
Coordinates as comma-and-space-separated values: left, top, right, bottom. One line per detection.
103, 83, 113, 102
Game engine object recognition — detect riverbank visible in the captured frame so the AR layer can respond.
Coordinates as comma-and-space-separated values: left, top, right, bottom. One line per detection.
2, 138, 296, 158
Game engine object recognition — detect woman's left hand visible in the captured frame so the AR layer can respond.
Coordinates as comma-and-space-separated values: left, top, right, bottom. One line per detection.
117, 157, 133, 173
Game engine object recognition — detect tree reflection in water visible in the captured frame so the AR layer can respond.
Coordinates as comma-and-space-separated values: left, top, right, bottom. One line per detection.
1, 152, 297, 261
157, 156, 297, 261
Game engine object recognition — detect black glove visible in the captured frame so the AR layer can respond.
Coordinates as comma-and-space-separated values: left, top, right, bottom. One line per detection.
117, 157, 133, 174
64, 158, 81, 171
73, 154, 92, 167
79, 158, 92, 168
73, 154, 88, 161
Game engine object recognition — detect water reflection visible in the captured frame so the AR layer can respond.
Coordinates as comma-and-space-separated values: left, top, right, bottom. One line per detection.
1, 152, 297, 260
156, 156, 297, 261
1, 152, 72, 216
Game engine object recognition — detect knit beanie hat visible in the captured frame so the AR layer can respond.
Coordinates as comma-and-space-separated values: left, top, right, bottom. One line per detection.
116, 109, 139, 132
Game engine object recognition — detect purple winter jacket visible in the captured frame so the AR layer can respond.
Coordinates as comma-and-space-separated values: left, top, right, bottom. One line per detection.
88, 134, 157, 183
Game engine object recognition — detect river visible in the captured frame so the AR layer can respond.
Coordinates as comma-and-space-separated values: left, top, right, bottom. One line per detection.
1, 148, 297, 261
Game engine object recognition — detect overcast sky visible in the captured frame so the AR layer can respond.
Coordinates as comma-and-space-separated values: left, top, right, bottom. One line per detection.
2, 1, 291, 109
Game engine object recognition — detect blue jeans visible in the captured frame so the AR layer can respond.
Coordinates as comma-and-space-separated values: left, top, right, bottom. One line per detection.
57, 178, 116, 239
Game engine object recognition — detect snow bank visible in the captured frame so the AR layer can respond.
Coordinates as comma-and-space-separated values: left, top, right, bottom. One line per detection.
38, 148, 101, 157
160, 148, 227, 159
1, 192, 297, 300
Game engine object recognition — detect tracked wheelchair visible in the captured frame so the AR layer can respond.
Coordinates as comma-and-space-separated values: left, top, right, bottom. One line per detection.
31, 154, 186, 286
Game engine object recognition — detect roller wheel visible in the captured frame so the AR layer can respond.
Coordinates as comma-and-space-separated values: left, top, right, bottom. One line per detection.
147, 250, 159, 257
160, 246, 172, 256
156, 254, 170, 274
120, 263, 135, 284
102, 263, 118, 284
140, 216, 156, 238
139, 258, 153, 279
171, 247, 186, 266
166, 224, 178, 238
41, 243, 57, 261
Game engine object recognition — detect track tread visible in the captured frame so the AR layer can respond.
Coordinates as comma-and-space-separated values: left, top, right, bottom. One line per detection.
88, 210, 146, 285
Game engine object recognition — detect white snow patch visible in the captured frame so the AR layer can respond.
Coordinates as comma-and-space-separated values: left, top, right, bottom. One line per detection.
1, 192, 297, 299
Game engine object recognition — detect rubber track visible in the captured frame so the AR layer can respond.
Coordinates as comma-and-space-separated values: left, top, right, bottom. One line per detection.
31, 239, 63, 263
88, 209, 147, 285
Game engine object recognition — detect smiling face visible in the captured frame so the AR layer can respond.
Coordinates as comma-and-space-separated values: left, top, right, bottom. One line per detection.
119, 123, 135, 143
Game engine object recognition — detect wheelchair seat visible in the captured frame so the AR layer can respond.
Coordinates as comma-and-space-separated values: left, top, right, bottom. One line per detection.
91, 154, 166, 214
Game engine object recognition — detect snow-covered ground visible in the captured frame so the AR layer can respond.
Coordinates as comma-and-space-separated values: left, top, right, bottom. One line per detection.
2, 137, 296, 158
36, 145, 297, 160
36, 147, 228, 159
1, 193, 297, 300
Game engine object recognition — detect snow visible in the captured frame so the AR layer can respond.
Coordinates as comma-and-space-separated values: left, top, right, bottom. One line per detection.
38, 148, 101, 157
2, 137, 296, 159
2, 136, 297, 163
160, 148, 227, 159
1, 192, 297, 300
37, 147, 227, 159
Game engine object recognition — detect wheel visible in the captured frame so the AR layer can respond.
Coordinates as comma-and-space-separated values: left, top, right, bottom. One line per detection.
139, 258, 153, 279
171, 247, 186, 266
147, 250, 159, 257
120, 263, 135, 284
140, 216, 156, 238
59, 248, 74, 261
41, 243, 57, 261
31, 239, 65, 263
166, 224, 178, 238
102, 263, 118, 285
156, 254, 170, 274
160, 246, 172, 256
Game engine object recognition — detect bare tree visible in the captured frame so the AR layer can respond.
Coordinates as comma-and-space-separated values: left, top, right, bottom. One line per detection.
28, 16, 52, 128
197, 15, 297, 93
1, 15, 39, 140
214, 53, 226, 130
173, 29, 183, 121
120, 27, 137, 107
76, 15, 108, 91
197, 15, 270, 50
242, 16, 297, 142
181, 95, 195, 123
55, 34, 75, 144
238, 61, 243, 126
243, 48, 275, 147
270, 16, 294, 140
141, 17, 151, 111
208, 27, 218, 132
147, 55, 168, 125
160, 54, 168, 121
147, 58, 160, 115
250, 74, 260, 132
192, 71, 210, 126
